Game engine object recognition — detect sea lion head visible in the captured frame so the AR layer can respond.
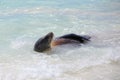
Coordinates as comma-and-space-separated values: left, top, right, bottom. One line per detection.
34, 32, 54, 52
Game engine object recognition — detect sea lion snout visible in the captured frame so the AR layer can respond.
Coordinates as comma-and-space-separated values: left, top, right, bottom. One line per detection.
34, 32, 54, 52
45, 32, 54, 42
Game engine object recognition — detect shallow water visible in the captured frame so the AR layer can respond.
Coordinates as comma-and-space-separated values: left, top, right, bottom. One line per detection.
0, 0, 120, 80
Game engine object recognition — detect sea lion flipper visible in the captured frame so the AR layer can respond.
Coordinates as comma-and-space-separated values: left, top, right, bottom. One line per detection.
81, 35, 91, 41
58, 33, 91, 43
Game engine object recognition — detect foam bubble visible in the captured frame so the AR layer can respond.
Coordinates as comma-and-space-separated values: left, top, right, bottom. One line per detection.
11, 40, 26, 49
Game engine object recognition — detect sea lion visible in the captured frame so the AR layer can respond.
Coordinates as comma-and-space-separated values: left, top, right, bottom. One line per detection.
34, 32, 91, 52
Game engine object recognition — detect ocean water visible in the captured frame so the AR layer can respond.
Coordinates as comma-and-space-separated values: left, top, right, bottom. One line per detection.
0, 0, 120, 80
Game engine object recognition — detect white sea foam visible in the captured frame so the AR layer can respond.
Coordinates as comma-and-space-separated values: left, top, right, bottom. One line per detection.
0, 23, 120, 80
1, 28, 119, 80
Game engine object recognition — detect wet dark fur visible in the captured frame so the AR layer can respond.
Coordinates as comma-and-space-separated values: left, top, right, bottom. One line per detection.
34, 32, 91, 52
58, 34, 91, 43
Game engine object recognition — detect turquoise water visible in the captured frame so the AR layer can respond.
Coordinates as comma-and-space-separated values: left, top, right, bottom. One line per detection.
0, 0, 120, 80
